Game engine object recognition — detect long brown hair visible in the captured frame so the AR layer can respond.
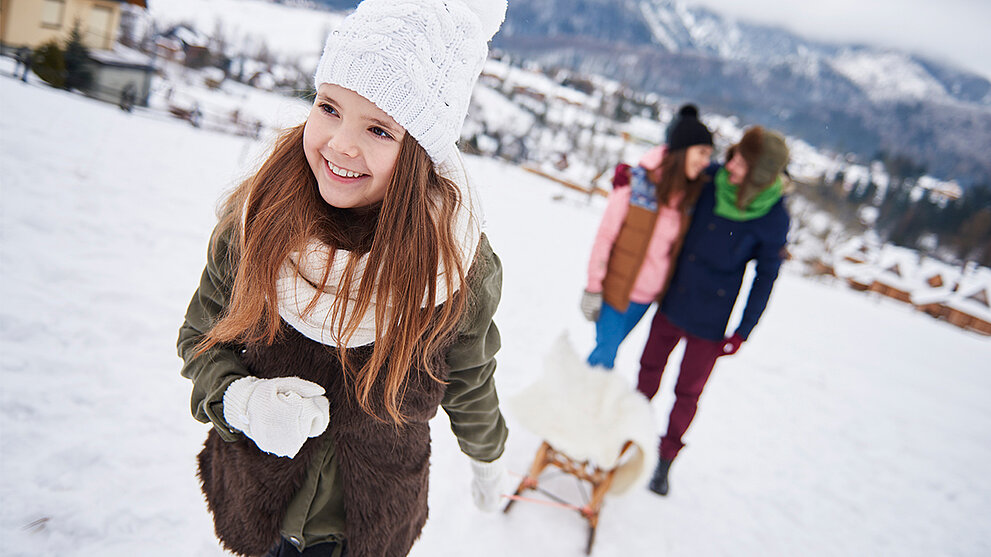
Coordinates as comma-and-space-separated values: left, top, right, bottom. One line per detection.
652, 148, 705, 212
198, 124, 470, 424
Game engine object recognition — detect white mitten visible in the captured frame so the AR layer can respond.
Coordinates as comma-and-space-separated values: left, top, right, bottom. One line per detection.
470, 458, 509, 512
222, 376, 330, 458
580, 290, 603, 322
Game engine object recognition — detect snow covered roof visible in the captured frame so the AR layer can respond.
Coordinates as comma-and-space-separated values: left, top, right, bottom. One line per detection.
910, 258, 964, 306
833, 259, 876, 285
871, 245, 919, 291
88, 45, 155, 69
787, 229, 827, 264
482, 59, 596, 110
830, 236, 878, 265
944, 267, 991, 321
201, 67, 225, 83
843, 164, 870, 188
169, 26, 210, 48
916, 175, 963, 201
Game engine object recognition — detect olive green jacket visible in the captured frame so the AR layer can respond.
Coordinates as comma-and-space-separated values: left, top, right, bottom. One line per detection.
178, 225, 508, 551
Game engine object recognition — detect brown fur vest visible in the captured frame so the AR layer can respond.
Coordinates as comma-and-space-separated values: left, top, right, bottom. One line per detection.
197, 324, 450, 557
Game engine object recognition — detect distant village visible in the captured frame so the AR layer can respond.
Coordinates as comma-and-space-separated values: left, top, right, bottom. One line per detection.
3, 0, 988, 337
788, 219, 991, 336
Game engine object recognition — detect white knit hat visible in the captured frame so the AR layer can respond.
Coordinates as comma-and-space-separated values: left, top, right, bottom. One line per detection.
313, 0, 507, 167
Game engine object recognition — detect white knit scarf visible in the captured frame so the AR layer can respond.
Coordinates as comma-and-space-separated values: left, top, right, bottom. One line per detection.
275, 154, 481, 347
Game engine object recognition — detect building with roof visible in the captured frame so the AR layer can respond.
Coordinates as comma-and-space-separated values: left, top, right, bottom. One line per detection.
86, 44, 153, 107
1, 0, 154, 107
910, 258, 964, 320
1, 0, 146, 52
942, 267, 991, 336
867, 245, 919, 303
830, 236, 878, 291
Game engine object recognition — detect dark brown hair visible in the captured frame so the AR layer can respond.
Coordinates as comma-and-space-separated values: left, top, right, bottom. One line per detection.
198, 124, 469, 424
651, 148, 706, 212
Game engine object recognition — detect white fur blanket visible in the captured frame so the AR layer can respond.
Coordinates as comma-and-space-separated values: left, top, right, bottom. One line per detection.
508, 333, 658, 495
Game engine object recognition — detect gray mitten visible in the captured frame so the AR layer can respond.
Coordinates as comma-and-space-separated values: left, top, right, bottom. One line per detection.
580, 290, 603, 322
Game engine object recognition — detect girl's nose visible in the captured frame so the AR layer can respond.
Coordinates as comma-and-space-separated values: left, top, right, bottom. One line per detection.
328, 129, 359, 158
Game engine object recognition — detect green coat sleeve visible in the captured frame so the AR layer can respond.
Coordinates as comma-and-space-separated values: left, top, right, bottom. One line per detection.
440, 234, 509, 463
177, 225, 247, 442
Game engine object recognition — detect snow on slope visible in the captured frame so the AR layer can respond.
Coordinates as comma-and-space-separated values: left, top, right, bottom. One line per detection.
2, 74, 991, 557
830, 49, 949, 102
147, 0, 345, 64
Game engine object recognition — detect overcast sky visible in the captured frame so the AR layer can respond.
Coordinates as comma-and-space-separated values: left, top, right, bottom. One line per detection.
684, 0, 991, 79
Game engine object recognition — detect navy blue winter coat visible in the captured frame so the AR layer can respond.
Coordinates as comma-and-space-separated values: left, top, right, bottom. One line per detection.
660, 164, 789, 341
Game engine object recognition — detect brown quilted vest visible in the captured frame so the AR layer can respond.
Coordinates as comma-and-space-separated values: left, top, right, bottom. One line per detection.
601, 200, 693, 313
602, 205, 658, 312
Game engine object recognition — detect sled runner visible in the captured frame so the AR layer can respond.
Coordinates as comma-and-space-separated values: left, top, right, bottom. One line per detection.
504, 439, 635, 554
504, 334, 657, 554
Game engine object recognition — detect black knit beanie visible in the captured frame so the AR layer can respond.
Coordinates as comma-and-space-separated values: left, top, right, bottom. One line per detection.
666, 104, 714, 152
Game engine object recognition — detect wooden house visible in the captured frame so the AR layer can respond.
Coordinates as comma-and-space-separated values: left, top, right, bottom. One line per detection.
943, 268, 991, 336
910, 259, 963, 319
831, 237, 878, 291
867, 245, 918, 303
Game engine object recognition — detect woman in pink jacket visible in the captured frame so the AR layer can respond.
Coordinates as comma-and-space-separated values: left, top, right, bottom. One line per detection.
582, 105, 714, 369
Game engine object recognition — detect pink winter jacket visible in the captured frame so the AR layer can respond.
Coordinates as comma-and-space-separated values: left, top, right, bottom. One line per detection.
587, 185, 685, 306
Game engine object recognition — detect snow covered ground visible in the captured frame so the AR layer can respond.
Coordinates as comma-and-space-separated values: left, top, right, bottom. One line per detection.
2, 71, 990, 557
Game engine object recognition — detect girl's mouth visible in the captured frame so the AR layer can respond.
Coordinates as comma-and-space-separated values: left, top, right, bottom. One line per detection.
326, 160, 366, 180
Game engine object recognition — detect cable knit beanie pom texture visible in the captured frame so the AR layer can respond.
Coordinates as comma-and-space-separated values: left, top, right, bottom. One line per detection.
665, 104, 714, 152
313, 0, 508, 167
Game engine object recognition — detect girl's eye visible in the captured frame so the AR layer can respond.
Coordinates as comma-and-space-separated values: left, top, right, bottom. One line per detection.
370, 126, 393, 140
319, 103, 338, 116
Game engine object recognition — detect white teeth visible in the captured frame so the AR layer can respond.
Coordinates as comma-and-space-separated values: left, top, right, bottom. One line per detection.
328, 161, 363, 179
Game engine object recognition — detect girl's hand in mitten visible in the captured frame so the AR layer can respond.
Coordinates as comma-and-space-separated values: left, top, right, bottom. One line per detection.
223, 376, 330, 458
580, 290, 603, 322
469, 458, 509, 512
720, 333, 744, 357
612, 163, 632, 189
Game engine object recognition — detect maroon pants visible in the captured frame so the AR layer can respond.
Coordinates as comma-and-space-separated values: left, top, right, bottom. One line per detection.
637, 312, 723, 461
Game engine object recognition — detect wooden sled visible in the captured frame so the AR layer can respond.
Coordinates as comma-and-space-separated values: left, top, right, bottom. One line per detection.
504, 439, 635, 555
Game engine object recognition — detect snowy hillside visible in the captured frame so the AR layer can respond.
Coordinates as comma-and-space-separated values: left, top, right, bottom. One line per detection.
829, 50, 950, 102
490, 0, 991, 184
2, 66, 991, 556
147, 0, 343, 65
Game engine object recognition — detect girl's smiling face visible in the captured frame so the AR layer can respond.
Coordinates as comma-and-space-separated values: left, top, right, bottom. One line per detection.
303, 84, 406, 209
684, 144, 713, 181
726, 150, 750, 185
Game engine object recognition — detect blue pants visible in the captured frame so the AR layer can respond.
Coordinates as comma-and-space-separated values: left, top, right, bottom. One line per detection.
587, 301, 651, 369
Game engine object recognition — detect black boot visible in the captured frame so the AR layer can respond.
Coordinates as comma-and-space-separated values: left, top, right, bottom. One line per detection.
648, 458, 672, 496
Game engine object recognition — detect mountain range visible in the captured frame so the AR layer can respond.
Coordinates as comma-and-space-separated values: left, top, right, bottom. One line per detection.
309, 0, 991, 186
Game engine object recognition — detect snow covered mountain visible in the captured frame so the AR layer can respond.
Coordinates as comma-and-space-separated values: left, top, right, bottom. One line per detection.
154, 0, 991, 186
498, 0, 988, 103
486, 0, 991, 186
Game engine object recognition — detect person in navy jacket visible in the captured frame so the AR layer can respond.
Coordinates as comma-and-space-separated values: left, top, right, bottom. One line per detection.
637, 125, 791, 496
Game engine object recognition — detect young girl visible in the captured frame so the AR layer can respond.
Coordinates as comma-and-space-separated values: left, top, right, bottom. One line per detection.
581, 105, 714, 369
177, 2, 509, 556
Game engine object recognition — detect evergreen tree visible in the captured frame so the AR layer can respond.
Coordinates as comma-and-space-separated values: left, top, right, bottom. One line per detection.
63, 20, 94, 92
32, 41, 67, 89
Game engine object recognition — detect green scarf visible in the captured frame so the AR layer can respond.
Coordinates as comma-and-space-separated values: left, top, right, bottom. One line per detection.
713, 167, 783, 221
